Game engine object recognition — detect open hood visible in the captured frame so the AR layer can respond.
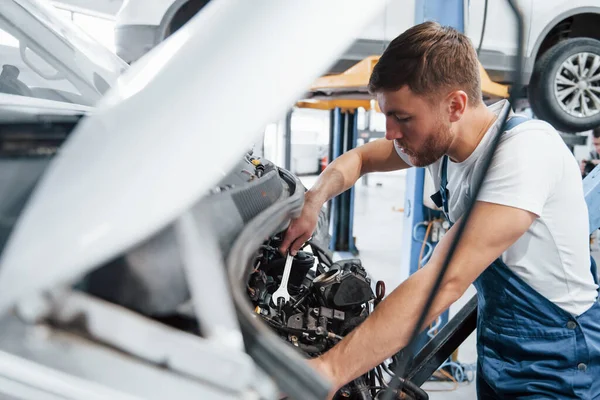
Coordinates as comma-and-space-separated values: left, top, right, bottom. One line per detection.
0, 92, 91, 116
0, 0, 386, 313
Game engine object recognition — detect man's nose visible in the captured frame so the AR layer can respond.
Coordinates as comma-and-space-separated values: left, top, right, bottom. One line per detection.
385, 119, 403, 140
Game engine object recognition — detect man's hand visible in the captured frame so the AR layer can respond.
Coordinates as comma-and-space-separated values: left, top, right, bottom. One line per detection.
279, 139, 409, 256
279, 193, 322, 256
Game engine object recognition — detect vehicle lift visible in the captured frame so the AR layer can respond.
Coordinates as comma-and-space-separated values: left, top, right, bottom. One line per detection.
288, 0, 600, 386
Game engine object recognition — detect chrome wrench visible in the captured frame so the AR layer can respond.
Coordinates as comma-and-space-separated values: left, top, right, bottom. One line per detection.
272, 253, 294, 306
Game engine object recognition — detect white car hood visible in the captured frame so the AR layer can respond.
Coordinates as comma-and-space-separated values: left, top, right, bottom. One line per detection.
0, 93, 92, 115
0, 0, 386, 312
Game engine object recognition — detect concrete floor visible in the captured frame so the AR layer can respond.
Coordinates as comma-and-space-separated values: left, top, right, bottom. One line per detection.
299, 171, 478, 399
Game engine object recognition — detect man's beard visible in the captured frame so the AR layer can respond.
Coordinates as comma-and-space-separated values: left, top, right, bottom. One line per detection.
398, 122, 452, 167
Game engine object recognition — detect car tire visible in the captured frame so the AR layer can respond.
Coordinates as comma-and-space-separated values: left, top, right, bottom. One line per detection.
164, 0, 210, 39
528, 38, 600, 133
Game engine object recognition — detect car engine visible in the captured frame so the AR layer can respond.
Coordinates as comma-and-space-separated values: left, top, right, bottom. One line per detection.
248, 246, 374, 357
245, 234, 427, 400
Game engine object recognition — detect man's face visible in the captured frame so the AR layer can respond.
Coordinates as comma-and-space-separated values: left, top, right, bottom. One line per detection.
377, 86, 453, 167
593, 137, 600, 155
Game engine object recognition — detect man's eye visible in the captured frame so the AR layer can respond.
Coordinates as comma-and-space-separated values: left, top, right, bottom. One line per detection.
395, 115, 411, 123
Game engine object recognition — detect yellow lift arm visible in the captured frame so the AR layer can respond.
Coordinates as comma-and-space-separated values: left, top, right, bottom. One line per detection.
297, 55, 509, 111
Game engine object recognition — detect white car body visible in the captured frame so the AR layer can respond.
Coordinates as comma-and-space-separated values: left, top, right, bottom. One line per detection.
0, 0, 388, 399
114, 0, 600, 133
0, 92, 91, 115
466, 0, 600, 83
113, 0, 416, 70
115, 0, 178, 26
114, 0, 598, 82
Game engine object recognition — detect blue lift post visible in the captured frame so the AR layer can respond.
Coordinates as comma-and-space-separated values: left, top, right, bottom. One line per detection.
399, 0, 464, 355
324, 0, 465, 349
328, 107, 359, 258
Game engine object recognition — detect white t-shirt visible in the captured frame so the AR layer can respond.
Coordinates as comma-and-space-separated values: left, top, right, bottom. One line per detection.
395, 100, 598, 316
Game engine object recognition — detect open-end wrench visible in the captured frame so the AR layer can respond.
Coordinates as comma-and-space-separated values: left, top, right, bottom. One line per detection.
272, 253, 294, 306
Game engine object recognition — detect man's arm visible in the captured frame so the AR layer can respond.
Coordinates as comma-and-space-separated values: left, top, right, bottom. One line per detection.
306, 138, 410, 207
310, 200, 537, 392
280, 138, 409, 255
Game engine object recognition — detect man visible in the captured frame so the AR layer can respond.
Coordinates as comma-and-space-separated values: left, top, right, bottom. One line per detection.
580, 127, 600, 177
280, 21, 600, 399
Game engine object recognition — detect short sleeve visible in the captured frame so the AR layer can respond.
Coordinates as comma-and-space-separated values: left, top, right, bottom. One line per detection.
476, 129, 563, 216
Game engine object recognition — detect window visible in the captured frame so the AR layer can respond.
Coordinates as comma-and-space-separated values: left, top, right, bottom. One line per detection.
0, 25, 81, 102
72, 13, 116, 53
52, 6, 116, 53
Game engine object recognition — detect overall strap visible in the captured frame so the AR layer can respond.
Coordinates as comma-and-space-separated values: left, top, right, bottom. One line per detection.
434, 115, 531, 225
502, 115, 530, 131
439, 155, 450, 222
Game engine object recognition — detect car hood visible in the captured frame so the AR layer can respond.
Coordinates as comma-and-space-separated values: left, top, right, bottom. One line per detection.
0, 92, 91, 116
0, 0, 386, 313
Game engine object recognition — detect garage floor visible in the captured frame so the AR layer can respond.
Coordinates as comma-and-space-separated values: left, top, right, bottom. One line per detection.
299, 171, 478, 399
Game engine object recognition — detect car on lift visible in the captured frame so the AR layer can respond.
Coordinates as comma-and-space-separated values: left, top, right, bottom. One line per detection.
0, 0, 127, 108
467, 0, 600, 133
114, 0, 600, 133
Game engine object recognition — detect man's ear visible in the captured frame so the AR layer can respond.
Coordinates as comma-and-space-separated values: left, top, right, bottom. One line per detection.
446, 90, 468, 123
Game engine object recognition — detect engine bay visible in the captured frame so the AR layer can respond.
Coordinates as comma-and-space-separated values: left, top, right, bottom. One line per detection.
248, 245, 373, 356
246, 233, 428, 400
0, 144, 429, 400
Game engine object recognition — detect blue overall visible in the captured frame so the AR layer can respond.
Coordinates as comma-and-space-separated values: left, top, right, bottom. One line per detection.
436, 116, 600, 399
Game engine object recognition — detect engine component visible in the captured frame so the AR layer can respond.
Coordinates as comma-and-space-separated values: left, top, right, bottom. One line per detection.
375, 281, 385, 307
246, 239, 430, 400
247, 245, 373, 357
313, 259, 374, 310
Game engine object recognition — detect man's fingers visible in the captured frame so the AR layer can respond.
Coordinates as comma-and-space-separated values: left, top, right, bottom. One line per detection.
280, 223, 300, 254
290, 233, 311, 256
279, 235, 292, 255
289, 239, 301, 256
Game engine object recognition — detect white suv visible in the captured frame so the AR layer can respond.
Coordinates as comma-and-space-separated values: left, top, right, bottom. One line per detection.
114, 0, 600, 133
467, 0, 600, 133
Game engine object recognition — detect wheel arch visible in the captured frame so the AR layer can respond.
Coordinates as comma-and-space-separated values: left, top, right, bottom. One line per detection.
156, 0, 211, 43
529, 8, 600, 67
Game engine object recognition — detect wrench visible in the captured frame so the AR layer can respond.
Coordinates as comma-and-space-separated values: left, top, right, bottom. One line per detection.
272, 253, 294, 306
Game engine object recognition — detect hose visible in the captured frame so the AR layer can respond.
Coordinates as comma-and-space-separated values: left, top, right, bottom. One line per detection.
306, 239, 333, 267
476, 0, 489, 56
439, 360, 477, 383
377, 363, 428, 400
375, 379, 428, 400
297, 343, 327, 353
426, 316, 442, 338
413, 222, 433, 266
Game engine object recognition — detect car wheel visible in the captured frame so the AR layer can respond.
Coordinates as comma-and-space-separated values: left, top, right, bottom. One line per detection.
164, 0, 210, 38
528, 38, 600, 133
